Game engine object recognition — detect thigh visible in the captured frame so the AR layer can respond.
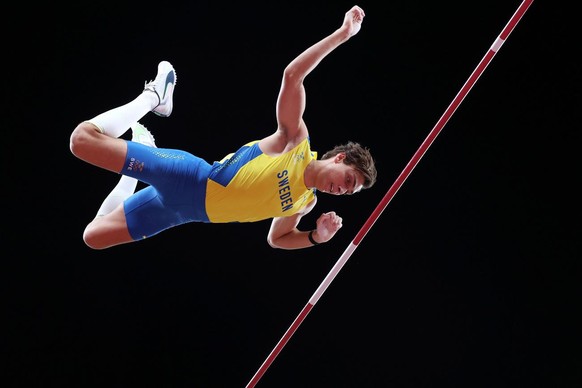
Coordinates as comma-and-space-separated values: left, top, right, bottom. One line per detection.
123, 141, 207, 188
124, 186, 186, 241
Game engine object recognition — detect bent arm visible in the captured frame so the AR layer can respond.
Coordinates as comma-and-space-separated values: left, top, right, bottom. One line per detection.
267, 198, 318, 250
267, 198, 344, 249
274, 6, 366, 146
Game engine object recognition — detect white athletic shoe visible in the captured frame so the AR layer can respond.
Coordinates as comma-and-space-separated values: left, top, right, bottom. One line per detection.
131, 122, 156, 148
143, 60, 177, 117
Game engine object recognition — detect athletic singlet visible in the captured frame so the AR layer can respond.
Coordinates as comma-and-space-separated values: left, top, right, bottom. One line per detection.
205, 137, 317, 223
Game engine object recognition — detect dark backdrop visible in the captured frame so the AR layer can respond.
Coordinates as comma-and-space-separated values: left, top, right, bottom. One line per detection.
4, 1, 580, 387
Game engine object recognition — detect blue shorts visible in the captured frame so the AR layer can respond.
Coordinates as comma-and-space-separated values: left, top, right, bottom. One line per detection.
121, 141, 212, 241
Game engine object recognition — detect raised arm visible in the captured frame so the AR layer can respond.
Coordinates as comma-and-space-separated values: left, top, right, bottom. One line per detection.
264, 6, 366, 250
269, 5, 365, 151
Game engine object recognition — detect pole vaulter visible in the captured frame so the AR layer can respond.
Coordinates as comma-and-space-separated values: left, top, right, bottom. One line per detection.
247, 1, 534, 386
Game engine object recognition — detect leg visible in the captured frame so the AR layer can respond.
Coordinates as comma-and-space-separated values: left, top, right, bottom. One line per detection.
69, 60, 176, 170
73, 122, 159, 249
83, 205, 134, 249
85, 145, 213, 249
70, 61, 177, 249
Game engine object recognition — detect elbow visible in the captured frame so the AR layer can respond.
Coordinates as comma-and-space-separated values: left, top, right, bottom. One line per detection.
267, 235, 282, 249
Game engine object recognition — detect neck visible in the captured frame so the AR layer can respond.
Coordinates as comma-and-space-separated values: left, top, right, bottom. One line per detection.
304, 160, 317, 189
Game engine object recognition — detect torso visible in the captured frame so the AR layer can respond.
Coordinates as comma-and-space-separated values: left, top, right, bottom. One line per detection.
205, 137, 317, 223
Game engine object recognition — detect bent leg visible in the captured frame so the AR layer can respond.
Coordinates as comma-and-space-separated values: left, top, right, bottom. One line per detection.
69, 90, 158, 172
70, 96, 159, 248
71, 62, 176, 249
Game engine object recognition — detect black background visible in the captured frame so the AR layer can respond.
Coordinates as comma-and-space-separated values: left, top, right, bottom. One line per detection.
4, 1, 580, 387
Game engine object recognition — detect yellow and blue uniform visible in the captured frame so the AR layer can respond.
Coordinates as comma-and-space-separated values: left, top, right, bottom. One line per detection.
206, 139, 316, 222
121, 138, 317, 241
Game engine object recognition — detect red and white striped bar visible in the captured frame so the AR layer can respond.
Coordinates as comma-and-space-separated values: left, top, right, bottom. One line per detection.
246, 1, 534, 386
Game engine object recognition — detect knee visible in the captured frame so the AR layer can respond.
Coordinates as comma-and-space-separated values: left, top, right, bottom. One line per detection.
82, 223, 107, 250
69, 122, 100, 158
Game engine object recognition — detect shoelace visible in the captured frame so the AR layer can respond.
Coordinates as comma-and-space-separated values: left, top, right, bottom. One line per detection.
143, 80, 161, 106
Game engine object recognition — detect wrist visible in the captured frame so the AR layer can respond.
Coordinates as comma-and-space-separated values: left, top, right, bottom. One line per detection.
308, 230, 320, 246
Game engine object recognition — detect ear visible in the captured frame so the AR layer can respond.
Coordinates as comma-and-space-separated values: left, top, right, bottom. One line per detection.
334, 152, 346, 163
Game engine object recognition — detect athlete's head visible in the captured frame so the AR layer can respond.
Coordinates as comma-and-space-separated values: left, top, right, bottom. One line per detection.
317, 141, 377, 195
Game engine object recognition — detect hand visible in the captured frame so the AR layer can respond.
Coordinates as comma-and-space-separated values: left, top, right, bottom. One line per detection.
343, 5, 365, 37
315, 211, 343, 243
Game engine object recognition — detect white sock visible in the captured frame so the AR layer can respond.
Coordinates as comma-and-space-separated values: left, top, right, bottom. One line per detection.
96, 175, 139, 217
88, 92, 158, 138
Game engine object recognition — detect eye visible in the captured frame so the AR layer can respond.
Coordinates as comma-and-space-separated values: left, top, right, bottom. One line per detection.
344, 175, 353, 195
348, 174, 356, 188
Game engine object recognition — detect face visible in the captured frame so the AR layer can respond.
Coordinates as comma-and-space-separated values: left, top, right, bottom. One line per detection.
316, 153, 365, 195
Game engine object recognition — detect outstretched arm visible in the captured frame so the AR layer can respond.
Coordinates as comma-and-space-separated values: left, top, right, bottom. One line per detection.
266, 5, 365, 152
